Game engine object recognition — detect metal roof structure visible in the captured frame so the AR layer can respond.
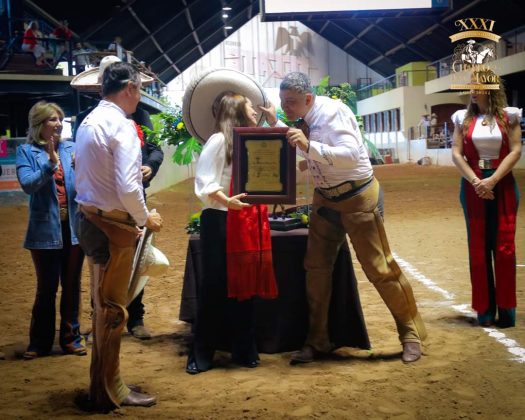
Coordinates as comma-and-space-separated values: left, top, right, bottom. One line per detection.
27, 0, 525, 83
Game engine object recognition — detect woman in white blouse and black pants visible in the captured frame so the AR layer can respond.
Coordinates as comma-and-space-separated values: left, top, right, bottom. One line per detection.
186, 91, 277, 374
451, 69, 522, 328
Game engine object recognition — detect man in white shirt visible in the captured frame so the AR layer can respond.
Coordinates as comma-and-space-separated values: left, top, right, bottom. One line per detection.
75, 61, 163, 410
263, 72, 427, 364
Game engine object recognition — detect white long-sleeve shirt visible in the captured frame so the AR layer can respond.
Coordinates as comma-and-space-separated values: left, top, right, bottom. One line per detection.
194, 132, 231, 211
279, 96, 373, 188
75, 100, 149, 225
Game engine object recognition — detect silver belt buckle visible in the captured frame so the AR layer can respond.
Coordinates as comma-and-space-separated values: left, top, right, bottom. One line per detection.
478, 159, 491, 170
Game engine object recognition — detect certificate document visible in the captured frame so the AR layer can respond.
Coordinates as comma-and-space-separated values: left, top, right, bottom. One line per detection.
245, 140, 283, 192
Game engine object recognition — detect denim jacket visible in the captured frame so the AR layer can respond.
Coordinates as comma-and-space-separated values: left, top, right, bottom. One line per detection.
16, 140, 79, 249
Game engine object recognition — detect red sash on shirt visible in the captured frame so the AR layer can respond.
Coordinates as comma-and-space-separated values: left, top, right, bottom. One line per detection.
225, 182, 278, 301
462, 116, 517, 312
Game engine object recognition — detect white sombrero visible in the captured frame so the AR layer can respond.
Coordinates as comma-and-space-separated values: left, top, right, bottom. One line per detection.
128, 227, 169, 305
182, 67, 269, 144
70, 55, 154, 92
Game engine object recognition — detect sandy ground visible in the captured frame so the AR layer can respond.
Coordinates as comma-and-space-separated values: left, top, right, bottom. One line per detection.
0, 163, 524, 419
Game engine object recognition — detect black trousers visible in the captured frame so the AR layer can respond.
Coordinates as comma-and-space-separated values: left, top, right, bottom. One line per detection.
28, 221, 84, 354
127, 289, 145, 327
191, 209, 257, 371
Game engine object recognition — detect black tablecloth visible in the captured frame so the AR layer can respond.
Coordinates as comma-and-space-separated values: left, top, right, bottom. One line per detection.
179, 228, 370, 353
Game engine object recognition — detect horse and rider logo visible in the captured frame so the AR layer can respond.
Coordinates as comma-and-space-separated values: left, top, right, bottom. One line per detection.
457, 39, 494, 65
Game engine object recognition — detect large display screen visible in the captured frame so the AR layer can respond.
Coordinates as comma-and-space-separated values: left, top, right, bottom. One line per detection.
261, 0, 450, 20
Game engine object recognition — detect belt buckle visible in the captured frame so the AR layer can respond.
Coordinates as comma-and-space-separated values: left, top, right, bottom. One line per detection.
478, 159, 491, 170
60, 207, 68, 221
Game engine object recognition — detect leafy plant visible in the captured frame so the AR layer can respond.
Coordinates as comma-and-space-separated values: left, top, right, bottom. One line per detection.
276, 108, 295, 127
141, 105, 203, 165
315, 76, 380, 163
286, 204, 311, 227
315, 75, 357, 114
185, 211, 201, 234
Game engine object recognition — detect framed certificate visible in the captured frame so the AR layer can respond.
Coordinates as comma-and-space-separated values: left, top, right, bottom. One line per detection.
232, 127, 296, 204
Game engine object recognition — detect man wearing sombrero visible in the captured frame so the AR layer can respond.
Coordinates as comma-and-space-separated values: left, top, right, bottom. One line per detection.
73, 60, 163, 410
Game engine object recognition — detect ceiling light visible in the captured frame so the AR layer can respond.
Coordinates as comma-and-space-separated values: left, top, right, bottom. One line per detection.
222, 13, 229, 18
225, 26, 233, 30
222, 7, 232, 11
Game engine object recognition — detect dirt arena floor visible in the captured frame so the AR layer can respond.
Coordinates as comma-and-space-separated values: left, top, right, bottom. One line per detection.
0, 163, 524, 419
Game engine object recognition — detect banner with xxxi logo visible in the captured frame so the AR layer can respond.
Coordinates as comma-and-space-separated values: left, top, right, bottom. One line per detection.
449, 17, 501, 91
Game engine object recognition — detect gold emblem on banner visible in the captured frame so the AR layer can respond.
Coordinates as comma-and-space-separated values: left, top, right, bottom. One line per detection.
449, 17, 500, 91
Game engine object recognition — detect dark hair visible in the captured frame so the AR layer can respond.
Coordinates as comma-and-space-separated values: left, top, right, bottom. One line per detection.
280, 72, 314, 95
212, 91, 251, 165
101, 62, 140, 97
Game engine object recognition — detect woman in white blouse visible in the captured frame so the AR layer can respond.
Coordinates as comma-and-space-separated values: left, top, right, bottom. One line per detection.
451, 69, 522, 328
186, 91, 277, 374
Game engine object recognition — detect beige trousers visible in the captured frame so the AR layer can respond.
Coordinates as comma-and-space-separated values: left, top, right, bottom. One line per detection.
82, 211, 137, 409
305, 178, 427, 352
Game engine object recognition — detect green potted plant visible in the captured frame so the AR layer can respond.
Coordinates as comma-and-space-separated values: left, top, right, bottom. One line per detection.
141, 105, 203, 165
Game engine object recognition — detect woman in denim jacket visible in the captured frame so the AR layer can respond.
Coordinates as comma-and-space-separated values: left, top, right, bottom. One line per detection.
16, 101, 86, 359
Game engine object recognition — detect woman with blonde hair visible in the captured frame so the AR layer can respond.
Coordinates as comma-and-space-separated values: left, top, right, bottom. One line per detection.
16, 101, 86, 358
451, 70, 522, 327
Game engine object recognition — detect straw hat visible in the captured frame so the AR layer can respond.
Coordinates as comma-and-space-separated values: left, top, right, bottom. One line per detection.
70, 55, 154, 92
128, 228, 169, 305
182, 67, 269, 144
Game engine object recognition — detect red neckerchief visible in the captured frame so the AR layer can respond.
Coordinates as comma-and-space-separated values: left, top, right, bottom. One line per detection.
462, 115, 517, 312
133, 121, 145, 148
225, 180, 278, 301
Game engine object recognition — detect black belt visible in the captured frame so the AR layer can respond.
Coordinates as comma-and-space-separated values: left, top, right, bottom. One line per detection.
318, 176, 374, 199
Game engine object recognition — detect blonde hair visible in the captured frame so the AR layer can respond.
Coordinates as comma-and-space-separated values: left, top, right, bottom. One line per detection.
27, 101, 64, 145
212, 91, 252, 165
463, 69, 508, 135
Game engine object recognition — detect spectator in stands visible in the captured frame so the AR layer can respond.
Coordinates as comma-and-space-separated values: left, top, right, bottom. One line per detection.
22, 21, 47, 67
107, 36, 125, 61
451, 70, 522, 328
50, 20, 73, 62
430, 113, 438, 136
72, 42, 91, 73
417, 114, 430, 138
16, 101, 86, 359
144, 64, 160, 97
